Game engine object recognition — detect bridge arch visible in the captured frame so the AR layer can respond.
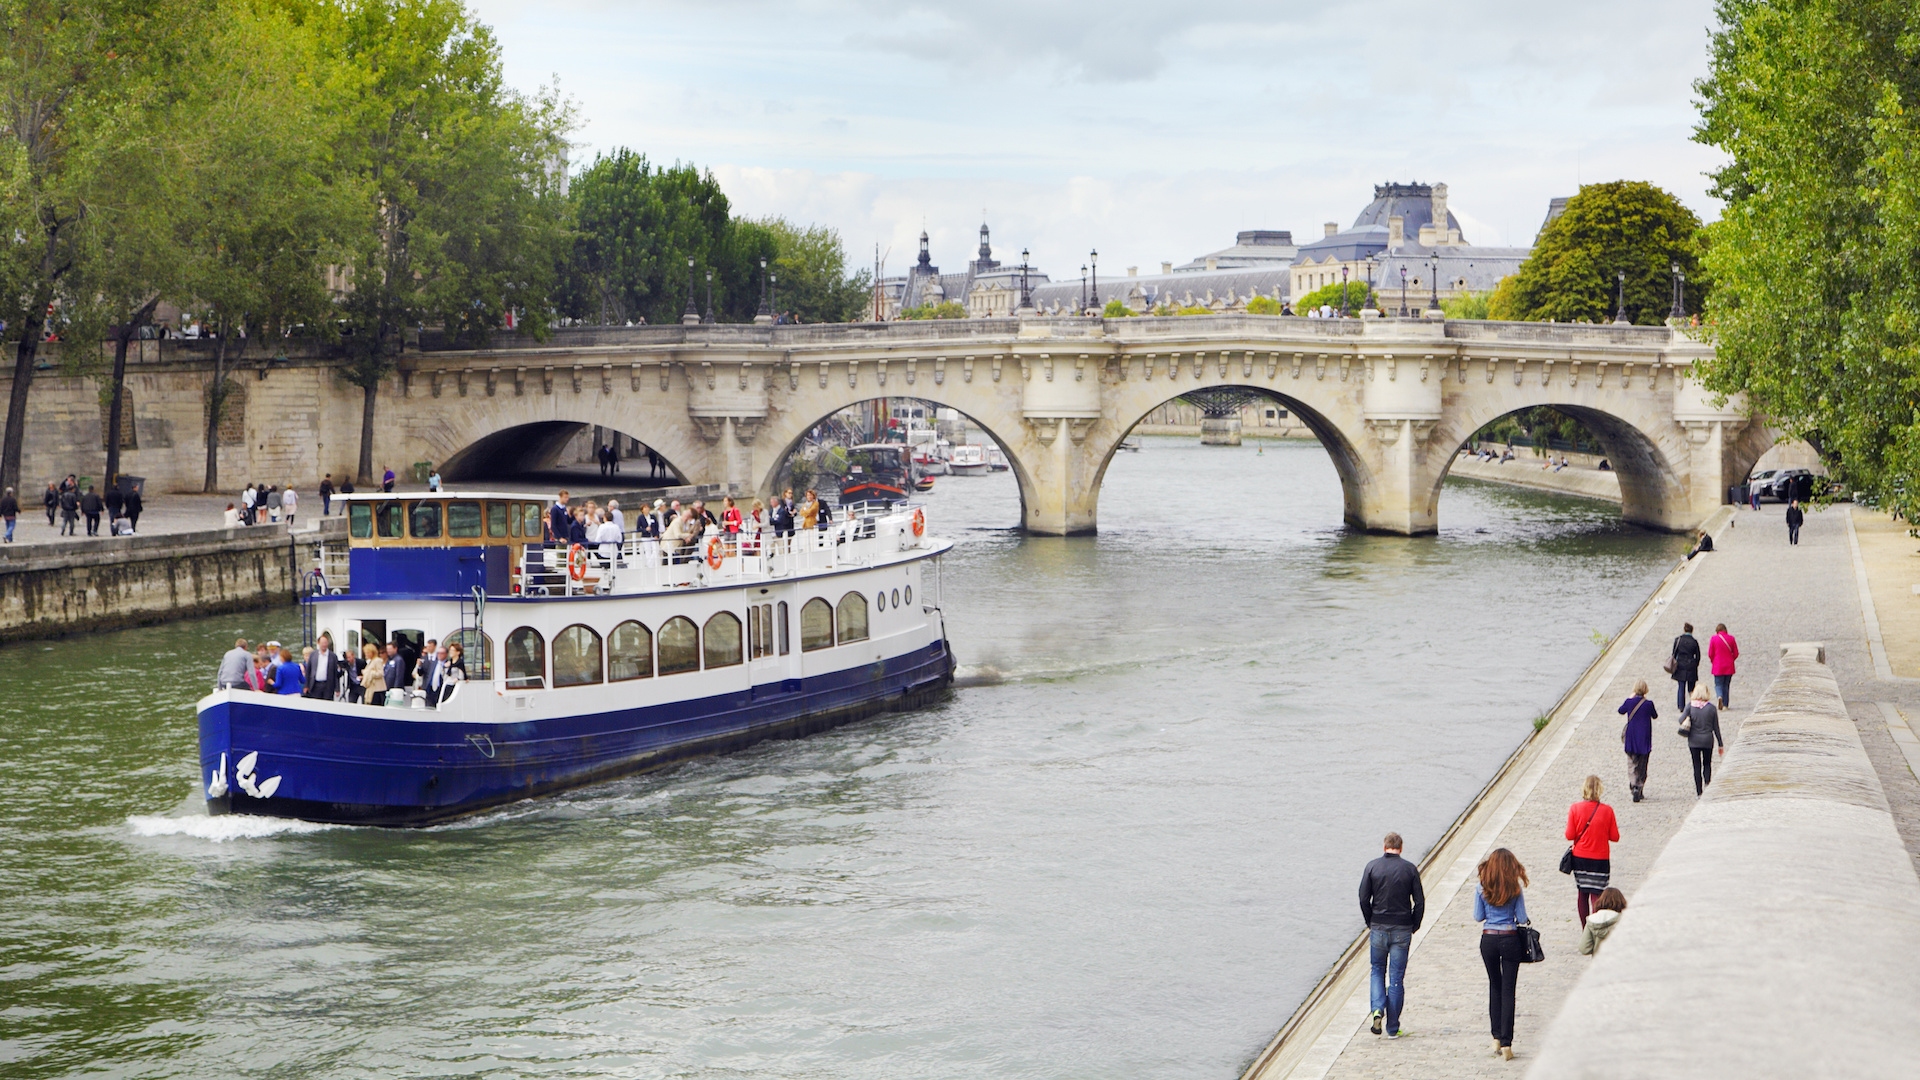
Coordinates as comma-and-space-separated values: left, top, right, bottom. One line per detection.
414, 398, 708, 488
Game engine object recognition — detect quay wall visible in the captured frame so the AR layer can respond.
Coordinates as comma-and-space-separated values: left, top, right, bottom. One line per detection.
1447, 455, 1623, 503
0, 522, 333, 643
1527, 643, 1920, 1079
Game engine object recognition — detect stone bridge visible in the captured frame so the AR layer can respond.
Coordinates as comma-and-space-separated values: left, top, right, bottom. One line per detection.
0, 316, 1768, 535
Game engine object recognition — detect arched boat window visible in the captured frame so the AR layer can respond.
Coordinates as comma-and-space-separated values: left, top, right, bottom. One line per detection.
704, 612, 743, 669
505, 626, 545, 689
376, 502, 404, 538
448, 501, 483, 538
904, 585, 912, 607
553, 624, 603, 687
657, 616, 699, 675
836, 592, 869, 644
445, 628, 493, 679
349, 503, 372, 539
410, 501, 442, 539
609, 620, 653, 681
891, 588, 900, 608
877, 591, 886, 612
800, 598, 835, 652
777, 601, 790, 654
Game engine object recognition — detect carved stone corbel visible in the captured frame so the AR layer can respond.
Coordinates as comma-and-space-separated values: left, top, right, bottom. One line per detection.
787, 363, 799, 391
1513, 359, 1525, 386
484, 368, 497, 397
1292, 353, 1303, 379
602, 364, 614, 393
1485, 357, 1497, 383
659, 363, 671, 391
961, 356, 973, 383
630, 363, 642, 391
738, 364, 750, 391
1067, 418, 1097, 443
514, 367, 527, 396
732, 416, 764, 444
1025, 416, 1061, 445
1408, 419, 1438, 446
847, 361, 858, 388
1596, 361, 1608, 388
430, 371, 443, 398
569, 365, 583, 394
1365, 418, 1403, 444
1420, 354, 1432, 382
701, 362, 715, 390
991, 355, 1003, 382
876, 359, 888, 387
1340, 355, 1351, 382
400, 370, 413, 397
1540, 360, 1553, 386
1243, 351, 1255, 379
1075, 354, 1087, 382
456, 370, 469, 397
819, 361, 830, 389
1568, 361, 1580, 387
1316, 353, 1328, 380
540, 367, 553, 395
689, 416, 726, 443
906, 358, 917, 385
1216, 351, 1229, 378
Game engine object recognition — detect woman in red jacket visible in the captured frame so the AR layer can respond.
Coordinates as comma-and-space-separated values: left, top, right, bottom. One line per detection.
1566, 774, 1621, 927
1708, 623, 1739, 708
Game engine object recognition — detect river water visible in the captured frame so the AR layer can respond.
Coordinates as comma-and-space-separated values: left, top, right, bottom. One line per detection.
0, 439, 1686, 1079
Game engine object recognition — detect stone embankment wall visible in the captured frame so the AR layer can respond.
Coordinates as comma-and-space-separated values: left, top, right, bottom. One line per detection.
1529, 644, 1920, 1078
1447, 454, 1624, 503
0, 523, 330, 642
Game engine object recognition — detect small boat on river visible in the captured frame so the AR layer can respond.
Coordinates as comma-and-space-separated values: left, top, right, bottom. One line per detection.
947, 445, 991, 476
196, 493, 954, 826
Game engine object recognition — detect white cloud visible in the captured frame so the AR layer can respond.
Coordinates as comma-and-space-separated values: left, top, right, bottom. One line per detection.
471, 0, 1726, 276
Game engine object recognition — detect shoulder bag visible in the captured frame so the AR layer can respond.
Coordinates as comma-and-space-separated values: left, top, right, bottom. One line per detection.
1663, 637, 1679, 675
1559, 802, 1601, 875
1519, 921, 1546, 964
1678, 705, 1694, 738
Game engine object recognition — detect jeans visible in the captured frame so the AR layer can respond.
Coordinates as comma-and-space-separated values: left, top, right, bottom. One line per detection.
1788, 524, 1800, 545
1480, 932, 1524, 1047
1691, 746, 1714, 794
3, 516, 12, 542
1368, 925, 1412, 1035
1713, 674, 1733, 706
1626, 752, 1649, 798
322, 495, 331, 516
1675, 678, 1696, 713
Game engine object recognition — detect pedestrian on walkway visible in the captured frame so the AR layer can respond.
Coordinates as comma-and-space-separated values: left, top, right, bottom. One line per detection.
103, 482, 124, 529
79, 485, 103, 536
1749, 482, 1761, 511
1708, 623, 1739, 708
1618, 680, 1658, 802
1474, 847, 1530, 1061
1579, 888, 1628, 957
381, 465, 396, 493
1564, 775, 1620, 926
319, 473, 335, 516
1669, 622, 1701, 713
1682, 686, 1725, 796
0, 486, 16, 543
1785, 499, 1804, 545
281, 486, 297, 528
240, 483, 256, 525
1358, 831, 1425, 1039
43, 482, 57, 527
124, 484, 142, 532
58, 485, 80, 536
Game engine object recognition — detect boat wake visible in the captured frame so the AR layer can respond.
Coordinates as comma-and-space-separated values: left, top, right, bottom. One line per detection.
127, 812, 341, 842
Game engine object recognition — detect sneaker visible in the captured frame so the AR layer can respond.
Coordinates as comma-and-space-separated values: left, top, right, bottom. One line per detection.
1370, 1009, 1383, 1035
1386, 1030, 1402, 1040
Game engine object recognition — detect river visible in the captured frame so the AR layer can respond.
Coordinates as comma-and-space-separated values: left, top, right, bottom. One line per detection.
0, 438, 1686, 1079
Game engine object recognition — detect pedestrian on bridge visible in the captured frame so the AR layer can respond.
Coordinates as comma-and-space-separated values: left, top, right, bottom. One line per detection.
1618, 680, 1658, 802
1358, 831, 1425, 1040
1564, 775, 1619, 926
1474, 848, 1531, 1062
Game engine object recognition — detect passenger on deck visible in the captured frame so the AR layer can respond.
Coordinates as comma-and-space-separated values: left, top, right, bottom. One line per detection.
800, 490, 821, 530
273, 648, 305, 695
217, 638, 252, 690
445, 642, 468, 684
359, 643, 386, 703
722, 496, 743, 537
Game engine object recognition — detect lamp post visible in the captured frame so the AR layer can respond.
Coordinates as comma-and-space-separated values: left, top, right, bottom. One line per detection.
683, 256, 700, 325
1669, 261, 1684, 320
770, 272, 778, 322
1090, 248, 1099, 312
1019, 248, 1033, 312
703, 270, 714, 324
1613, 270, 1628, 324
1399, 264, 1409, 318
1080, 264, 1087, 314
1428, 258, 1439, 314
1340, 265, 1350, 317
756, 257, 771, 323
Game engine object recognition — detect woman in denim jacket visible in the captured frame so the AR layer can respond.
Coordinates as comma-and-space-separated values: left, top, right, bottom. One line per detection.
1474, 847, 1530, 1061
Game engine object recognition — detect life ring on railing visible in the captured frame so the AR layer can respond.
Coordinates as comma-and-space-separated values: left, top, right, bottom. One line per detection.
706, 536, 725, 570
911, 508, 926, 537
567, 543, 587, 581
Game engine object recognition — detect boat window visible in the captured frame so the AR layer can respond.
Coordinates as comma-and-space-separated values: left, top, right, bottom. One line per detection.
552, 624, 603, 687
522, 503, 542, 538
877, 591, 886, 612
904, 585, 912, 607
609, 620, 653, 680
800, 598, 834, 652
410, 501, 442, 539
349, 503, 372, 539
891, 588, 900, 608
376, 502, 405, 538
505, 627, 545, 689
487, 502, 510, 538
448, 501, 483, 538
704, 612, 743, 669
777, 602, 790, 655
444, 629, 493, 679
837, 592, 869, 644
747, 604, 762, 658
657, 616, 699, 675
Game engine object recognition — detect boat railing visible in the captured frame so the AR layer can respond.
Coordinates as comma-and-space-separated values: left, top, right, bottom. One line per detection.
516, 504, 930, 597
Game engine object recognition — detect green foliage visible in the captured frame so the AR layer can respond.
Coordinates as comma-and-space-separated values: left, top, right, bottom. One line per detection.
1502, 181, 1705, 324
1533, 714, 1551, 732
760, 217, 870, 324
1244, 295, 1283, 315
1292, 280, 1372, 313
1472, 407, 1601, 453
561, 150, 737, 326
817, 445, 849, 477
1486, 275, 1522, 321
1175, 305, 1214, 316
1693, 0, 1920, 517
1443, 289, 1495, 320
899, 300, 968, 320
1102, 297, 1138, 317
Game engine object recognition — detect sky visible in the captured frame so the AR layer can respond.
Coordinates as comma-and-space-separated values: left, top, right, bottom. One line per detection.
467, 0, 1728, 280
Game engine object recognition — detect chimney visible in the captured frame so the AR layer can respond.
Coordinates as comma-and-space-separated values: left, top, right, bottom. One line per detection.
1388, 215, 1404, 247
1324, 221, 1339, 238
1161, 261, 1173, 274
1127, 266, 1138, 277
1206, 257, 1219, 271
1431, 183, 1449, 242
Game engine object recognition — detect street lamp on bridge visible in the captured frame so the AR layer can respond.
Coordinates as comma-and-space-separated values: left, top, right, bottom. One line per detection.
683, 257, 700, 326
1018, 248, 1034, 313
1670, 261, 1685, 320
1613, 270, 1629, 325
756, 257, 771, 323
1079, 264, 1087, 314
1090, 248, 1099, 313
1398, 264, 1409, 318
1428, 257, 1440, 315
1340, 265, 1350, 317
703, 270, 714, 325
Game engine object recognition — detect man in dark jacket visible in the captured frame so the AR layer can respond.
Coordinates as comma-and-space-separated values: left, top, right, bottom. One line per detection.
103, 483, 124, 529
123, 485, 143, 532
1786, 499, 1805, 545
304, 632, 342, 701
1670, 622, 1701, 713
79, 486, 103, 536
58, 486, 80, 535
1358, 832, 1425, 1039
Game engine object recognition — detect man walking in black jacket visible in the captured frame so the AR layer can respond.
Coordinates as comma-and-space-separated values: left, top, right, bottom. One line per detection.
1359, 832, 1425, 1039
1785, 499, 1804, 545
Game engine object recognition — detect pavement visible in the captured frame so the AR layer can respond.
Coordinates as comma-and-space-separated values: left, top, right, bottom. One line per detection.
1274, 500, 1920, 1078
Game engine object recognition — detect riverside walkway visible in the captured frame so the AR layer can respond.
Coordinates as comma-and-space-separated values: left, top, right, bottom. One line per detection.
1246, 500, 1920, 1079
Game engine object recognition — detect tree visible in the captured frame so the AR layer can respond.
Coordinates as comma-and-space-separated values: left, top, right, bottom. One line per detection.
1693, 0, 1920, 516
898, 301, 967, 320
1293, 280, 1372, 313
1244, 295, 1282, 315
1442, 289, 1495, 320
1102, 297, 1139, 317
560, 150, 733, 327
759, 217, 868, 323
331, 0, 570, 483
1499, 181, 1706, 324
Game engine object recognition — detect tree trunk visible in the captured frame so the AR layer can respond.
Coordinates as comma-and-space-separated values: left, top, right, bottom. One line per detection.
0, 302, 49, 496
357, 379, 377, 485
203, 333, 231, 493
104, 297, 161, 486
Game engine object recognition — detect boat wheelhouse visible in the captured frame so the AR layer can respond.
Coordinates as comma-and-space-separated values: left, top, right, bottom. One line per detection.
197, 492, 954, 826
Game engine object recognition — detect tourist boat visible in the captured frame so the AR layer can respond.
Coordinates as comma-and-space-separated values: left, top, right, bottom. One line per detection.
195, 492, 955, 826
947, 444, 991, 476
911, 443, 950, 476
837, 443, 917, 506
986, 447, 1010, 472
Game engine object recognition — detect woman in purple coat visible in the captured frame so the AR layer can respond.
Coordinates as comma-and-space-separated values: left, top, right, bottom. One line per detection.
1617, 679, 1657, 802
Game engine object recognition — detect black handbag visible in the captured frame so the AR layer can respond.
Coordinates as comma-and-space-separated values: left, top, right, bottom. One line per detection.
1519, 922, 1545, 963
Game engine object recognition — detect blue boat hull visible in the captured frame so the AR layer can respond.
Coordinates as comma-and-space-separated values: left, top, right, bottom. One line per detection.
200, 639, 954, 826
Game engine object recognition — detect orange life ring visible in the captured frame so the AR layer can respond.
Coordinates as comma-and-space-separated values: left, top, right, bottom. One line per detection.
567, 543, 587, 581
706, 535, 725, 570
911, 508, 926, 536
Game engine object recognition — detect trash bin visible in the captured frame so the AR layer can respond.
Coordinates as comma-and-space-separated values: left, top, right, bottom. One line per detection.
1731, 483, 1749, 505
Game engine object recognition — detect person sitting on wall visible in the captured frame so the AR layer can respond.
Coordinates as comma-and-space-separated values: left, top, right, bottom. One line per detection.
1687, 530, 1715, 560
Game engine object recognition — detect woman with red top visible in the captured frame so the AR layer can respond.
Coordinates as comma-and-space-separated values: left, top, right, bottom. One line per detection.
1565, 774, 1621, 927
1708, 622, 1739, 708
721, 495, 743, 536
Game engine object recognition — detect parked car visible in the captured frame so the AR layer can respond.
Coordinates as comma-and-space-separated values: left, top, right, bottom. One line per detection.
1759, 467, 1820, 502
